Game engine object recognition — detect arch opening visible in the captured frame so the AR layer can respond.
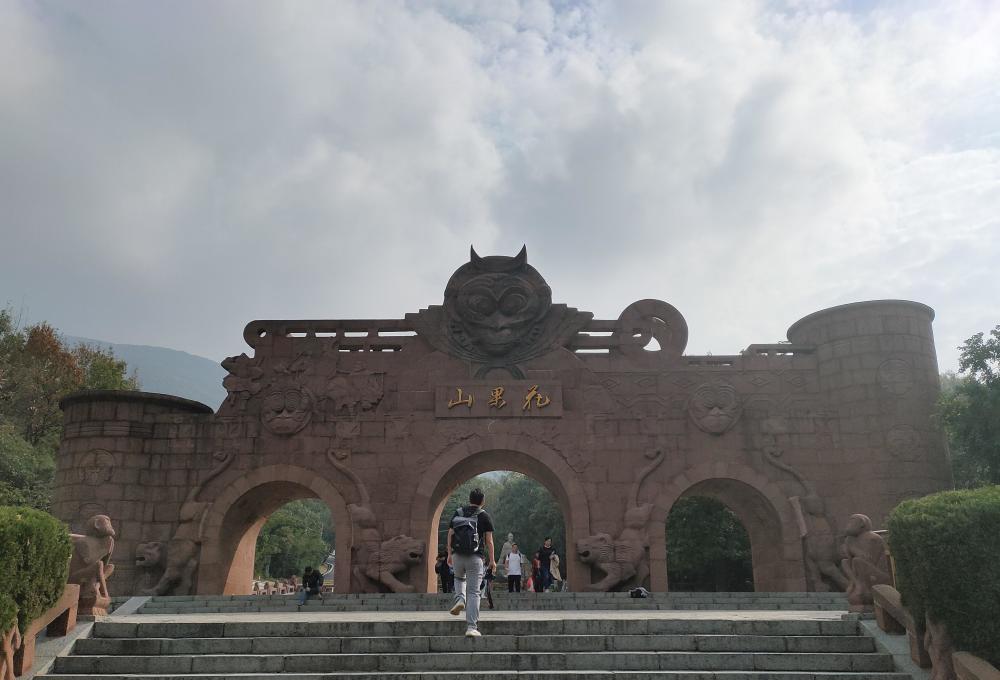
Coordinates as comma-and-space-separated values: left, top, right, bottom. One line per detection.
216, 481, 338, 595
254, 498, 335, 589
196, 466, 353, 595
416, 447, 589, 593
665, 496, 752, 591
432, 471, 567, 594
663, 477, 788, 592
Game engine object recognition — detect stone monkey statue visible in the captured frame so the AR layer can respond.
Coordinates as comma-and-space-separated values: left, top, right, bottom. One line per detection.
68, 514, 116, 616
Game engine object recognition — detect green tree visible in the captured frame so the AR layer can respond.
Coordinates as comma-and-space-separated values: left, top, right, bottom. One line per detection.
666, 496, 753, 591
938, 325, 1000, 487
0, 308, 139, 509
254, 499, 334, 579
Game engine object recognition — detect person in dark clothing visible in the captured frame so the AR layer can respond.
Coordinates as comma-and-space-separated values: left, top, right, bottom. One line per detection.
531, 552, 543, 593
446, 487, 496, 637
435, 550, 454, 593
537, 537, 555, 591
297, 566, 322, 605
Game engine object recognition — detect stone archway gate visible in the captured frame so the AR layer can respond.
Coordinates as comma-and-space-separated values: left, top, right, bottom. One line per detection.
53, 247, 952, 596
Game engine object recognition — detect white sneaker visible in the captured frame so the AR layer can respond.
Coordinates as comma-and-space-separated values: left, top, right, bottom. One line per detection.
465, 629, 482, 638
449, 601, 465, 616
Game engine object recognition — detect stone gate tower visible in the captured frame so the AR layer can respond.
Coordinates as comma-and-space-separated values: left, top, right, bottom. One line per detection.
53, 248, 952, 595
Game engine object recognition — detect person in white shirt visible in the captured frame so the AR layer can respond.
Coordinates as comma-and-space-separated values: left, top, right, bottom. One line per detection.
504, 543, 523, 592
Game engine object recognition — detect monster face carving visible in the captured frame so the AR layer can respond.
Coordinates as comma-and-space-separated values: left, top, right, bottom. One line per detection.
261, 386, 314, 435
408, 246, 592, 377
688, 381, 742, 435
447, 247, 552, 356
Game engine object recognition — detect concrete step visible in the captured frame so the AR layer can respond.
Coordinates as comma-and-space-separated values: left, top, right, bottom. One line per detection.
136, 593, 849, 614
54, 650, 897, 674
74, 633, 877, 655
40, 673, 913, 680
92, 618, 862, 638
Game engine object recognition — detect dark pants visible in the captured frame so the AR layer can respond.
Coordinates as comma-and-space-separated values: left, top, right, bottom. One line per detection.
538, 566, 552, 591
507, 575, 521, 592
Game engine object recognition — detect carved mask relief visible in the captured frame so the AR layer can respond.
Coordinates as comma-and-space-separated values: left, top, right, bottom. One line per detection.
689, 381, 742, 434
446, 246, 552, 357
78, 449, 116, 485
260, 386, 314, 435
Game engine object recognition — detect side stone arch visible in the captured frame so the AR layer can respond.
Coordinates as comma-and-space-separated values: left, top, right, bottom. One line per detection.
410, 433, 592, 592
197, 464, 353, 595
649, 462, 807, 592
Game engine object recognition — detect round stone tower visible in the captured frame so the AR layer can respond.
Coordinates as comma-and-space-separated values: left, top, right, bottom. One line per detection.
787, 300, 952, 526
55, 390, 214, 594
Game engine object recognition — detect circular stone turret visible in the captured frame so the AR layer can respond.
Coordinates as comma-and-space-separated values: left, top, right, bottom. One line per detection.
787, 300, 950, 526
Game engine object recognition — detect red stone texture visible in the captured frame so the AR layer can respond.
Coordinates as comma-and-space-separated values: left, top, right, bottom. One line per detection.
53, 261, 951, 596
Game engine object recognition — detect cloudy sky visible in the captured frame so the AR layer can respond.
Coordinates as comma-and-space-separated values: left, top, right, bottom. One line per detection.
2, 0, 997, 372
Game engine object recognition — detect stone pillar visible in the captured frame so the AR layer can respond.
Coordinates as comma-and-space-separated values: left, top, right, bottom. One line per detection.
54, 390, 214, 596
787, 301, 952, 527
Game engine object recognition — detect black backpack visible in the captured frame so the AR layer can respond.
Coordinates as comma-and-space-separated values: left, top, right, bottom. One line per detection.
450, 506, 483, 555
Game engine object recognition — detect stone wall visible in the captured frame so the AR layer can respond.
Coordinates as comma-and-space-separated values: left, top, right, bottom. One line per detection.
52, 252, 952, 596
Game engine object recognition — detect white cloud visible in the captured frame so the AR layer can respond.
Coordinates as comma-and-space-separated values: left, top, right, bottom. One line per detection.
0, 0, 997, 372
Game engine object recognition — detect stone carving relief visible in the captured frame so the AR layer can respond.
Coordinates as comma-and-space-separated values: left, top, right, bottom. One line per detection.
408, 246, 592, 378
764, 447, 848, 592
135, 540, 199, 596
577, 450, 664, 591
839, 514, 891, 610
221, 353, 263, 410
136, 450, 235, 596
877, 358, 914, 396
612, 299, 688, 361
688, 381, 742, 435
78, 450, 115, 485
326, 449, 425, 593
260, 385, 314, 435
923, 614, 956, 680
355, 535, 426, 594
886, 425, 922, 461
326, 364, 384, 416
68, 514, 116, 617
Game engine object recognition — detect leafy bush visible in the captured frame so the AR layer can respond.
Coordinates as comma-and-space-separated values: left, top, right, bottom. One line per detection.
0, 506, 72, 632
0, 593, 15, 634
888, 486, 1000, 665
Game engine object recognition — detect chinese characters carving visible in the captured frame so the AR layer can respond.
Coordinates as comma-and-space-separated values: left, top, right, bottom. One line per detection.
436, 382, 561, 417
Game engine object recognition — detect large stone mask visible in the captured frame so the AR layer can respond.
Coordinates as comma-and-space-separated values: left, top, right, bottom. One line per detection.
444, 246, 552, 357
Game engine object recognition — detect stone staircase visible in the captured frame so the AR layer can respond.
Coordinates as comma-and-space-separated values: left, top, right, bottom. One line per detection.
136, 591, 850, 613
38, 600, 911, 679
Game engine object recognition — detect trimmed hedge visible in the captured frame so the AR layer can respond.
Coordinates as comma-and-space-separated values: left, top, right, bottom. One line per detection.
0, 506, 72, 633
888, 486, 1000, 666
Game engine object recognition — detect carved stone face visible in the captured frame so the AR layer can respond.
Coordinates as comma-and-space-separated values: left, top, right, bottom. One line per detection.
689, 381, 742, 434
444, 247, 552, 357
845, 513, 871, 536
135, 542, 165, 569
261, 386, 314, 435
86, 514, 115, 538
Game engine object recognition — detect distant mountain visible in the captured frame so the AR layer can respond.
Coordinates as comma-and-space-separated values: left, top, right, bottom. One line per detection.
65, 335, 228, 410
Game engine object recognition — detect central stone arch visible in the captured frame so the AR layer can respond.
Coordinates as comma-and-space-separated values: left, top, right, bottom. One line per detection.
410, 434, 591, 592
649, 462, 807, 592
197, 464, 353, 595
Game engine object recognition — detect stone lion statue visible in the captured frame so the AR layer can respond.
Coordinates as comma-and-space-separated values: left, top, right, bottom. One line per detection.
135, 540, 199, 596
577, 525, 649, 592
578, 450, 662, 591
353, 535, 425, 593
